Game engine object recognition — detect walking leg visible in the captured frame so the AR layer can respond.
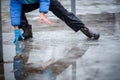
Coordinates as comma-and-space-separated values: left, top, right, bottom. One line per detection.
49, 0, 100, 40
19, 3, 39, 40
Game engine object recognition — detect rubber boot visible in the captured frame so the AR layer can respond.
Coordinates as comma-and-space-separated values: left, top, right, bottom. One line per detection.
80, 27, 100, 40
19, 24, 33, 40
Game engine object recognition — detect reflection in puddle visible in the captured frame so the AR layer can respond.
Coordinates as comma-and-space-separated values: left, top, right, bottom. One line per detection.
13, 40, 79, 80
13, 56, 56, 80
13, 56, 26, 80
13, 41, 57, 80
13, 41, 26, 80
15, 41, 24, 56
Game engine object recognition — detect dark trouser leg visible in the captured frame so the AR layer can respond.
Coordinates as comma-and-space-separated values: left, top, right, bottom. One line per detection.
49, 0, 100, 40
19, 12, 28, 28
19, 3, 39, 39
20, 3, 39, 24
49, 0, 85, 32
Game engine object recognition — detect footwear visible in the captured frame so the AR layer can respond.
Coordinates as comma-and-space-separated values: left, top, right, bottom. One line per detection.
19, 24, 33, 40
91, 33, 100, 40
80, 27, 100, 40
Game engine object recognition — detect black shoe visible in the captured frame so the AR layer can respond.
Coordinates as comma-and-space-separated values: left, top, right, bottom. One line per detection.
80, 27, 100, 40
91, 33, 100, 40
19, 24, 33, 40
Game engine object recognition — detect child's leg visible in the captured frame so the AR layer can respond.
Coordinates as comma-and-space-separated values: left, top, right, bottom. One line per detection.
19, 3, 39, 39
49, 0, 84, 32
20, 3, 39, 25
49, 0, 100, 40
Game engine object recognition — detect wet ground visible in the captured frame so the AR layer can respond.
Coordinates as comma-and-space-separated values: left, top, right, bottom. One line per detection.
1, 0, 120, 80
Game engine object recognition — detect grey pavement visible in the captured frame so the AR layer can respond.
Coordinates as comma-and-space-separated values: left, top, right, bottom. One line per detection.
1, 0, 120, 80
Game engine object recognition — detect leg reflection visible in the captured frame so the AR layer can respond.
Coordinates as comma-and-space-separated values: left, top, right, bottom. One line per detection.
13, 41, 56, 80
13, 56, 56, 80
13, 56, 26, 80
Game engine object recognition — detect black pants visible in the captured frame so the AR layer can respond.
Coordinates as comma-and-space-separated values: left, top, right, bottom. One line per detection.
21, 0, 85, 32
